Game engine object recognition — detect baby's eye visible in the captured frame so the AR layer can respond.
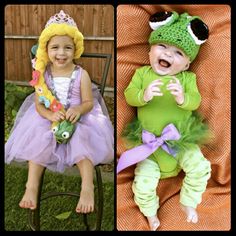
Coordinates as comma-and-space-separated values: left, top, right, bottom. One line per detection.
65, 46, 72, 49
158, 44, 166, 48
62, 131, 70, 139
52, 126, 58, 133
176, 51, 183, 56
51, 46, 58, 49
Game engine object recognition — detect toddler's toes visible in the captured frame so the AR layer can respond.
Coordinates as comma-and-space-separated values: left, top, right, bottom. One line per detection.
19, 187, 38, 209
19, 200, 25, 208
29, 200, 36, 210
76, 204, 82, 213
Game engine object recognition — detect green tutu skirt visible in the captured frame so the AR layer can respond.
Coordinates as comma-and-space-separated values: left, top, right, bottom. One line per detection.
122, 112, 212, 152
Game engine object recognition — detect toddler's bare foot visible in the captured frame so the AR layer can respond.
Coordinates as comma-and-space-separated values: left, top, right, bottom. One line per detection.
147, 215, 160, 231
180, 204, 198, 223
19, 187, 38, 210
76, 185, 94, 214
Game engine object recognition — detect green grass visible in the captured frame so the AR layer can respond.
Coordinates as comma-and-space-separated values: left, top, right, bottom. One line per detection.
4, 164, 114, 231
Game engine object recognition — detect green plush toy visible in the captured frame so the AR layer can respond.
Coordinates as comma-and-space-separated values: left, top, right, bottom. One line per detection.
52, 120, 76, 144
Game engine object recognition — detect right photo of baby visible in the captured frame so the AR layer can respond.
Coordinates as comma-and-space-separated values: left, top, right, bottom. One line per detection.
116, 4, 231, 231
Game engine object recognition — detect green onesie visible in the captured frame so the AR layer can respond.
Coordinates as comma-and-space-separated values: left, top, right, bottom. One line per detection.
124, 66, 211, 216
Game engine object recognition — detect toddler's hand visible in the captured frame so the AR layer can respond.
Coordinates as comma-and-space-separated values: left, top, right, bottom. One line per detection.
166, 76, 184, 105
49, 110, 65, 122
66, 107, 81, 124
143, 79, 163, 102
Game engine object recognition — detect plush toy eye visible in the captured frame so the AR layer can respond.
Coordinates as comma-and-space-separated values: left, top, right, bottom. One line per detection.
149, 11, 174, 30
62, 131, 70, 139
52, 126, 58, 133
187, 18, 209, 45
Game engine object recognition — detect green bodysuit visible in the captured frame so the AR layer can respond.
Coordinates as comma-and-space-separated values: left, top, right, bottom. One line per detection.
124, 66, 211, 216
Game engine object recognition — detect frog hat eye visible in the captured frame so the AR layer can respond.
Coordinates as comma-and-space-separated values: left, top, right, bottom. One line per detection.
149, 11, 177, 30
62, 131, 70, 139
187, 18, 209, 45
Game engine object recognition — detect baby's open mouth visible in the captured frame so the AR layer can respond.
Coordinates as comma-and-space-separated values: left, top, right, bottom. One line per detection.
159, 59, 171, 68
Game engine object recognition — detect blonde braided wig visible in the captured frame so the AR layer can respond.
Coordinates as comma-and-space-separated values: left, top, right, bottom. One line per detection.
33, 23, 84, 111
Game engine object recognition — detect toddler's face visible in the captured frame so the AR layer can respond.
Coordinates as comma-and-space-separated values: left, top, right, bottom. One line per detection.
149, 43, 190, 76
47, 35, 75, 69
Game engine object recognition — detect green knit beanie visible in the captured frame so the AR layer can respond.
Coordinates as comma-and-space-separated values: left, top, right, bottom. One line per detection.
149, 11, 209, 62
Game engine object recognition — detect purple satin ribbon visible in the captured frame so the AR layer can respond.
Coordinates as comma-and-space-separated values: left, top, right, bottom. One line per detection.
117, 123, 181, 174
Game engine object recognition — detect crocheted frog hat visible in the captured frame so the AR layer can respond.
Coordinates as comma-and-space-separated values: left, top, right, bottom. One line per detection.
148, 11, 209, 62
29, 10, 83, 143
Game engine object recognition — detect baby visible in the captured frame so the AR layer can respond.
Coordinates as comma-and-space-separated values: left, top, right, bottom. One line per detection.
117, 11, 211, 230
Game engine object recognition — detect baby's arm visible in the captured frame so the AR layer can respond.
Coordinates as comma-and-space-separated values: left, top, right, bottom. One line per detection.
66, 69, 93, 124
124, 70, 144, 106
35, 93, 65, 122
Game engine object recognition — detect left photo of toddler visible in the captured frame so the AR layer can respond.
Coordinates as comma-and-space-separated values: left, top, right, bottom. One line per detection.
4, 4, 114, 231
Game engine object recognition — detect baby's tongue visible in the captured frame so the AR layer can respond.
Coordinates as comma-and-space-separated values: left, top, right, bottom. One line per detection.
159, 59, 170, 68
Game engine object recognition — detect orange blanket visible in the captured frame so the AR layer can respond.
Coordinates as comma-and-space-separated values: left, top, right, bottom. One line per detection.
117, 4, 231, 230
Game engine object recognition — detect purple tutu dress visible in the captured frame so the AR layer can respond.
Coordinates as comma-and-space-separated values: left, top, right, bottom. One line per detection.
5, 65, 114, 173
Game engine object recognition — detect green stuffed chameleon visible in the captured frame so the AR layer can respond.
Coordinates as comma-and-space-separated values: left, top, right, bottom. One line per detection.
52, 120, 76, 144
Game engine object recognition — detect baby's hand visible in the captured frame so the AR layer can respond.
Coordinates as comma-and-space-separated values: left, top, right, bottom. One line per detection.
143, 79, 163, 102
66, 107, 81, 124
167, 76, 184, 105
49, 110, 65, 122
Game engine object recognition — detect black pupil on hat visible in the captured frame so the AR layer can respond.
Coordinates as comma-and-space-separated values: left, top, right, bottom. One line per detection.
149, 12, 172, 22
190, 19, 209, 40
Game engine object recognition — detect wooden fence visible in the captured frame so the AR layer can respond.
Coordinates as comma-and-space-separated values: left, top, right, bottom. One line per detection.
4, 5, 114, 88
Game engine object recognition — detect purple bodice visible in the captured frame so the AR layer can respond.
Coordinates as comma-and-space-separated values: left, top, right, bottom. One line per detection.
44, 65, 83, 109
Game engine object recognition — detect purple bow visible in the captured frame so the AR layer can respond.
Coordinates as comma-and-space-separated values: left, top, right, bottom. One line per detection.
117, 123, 181, 174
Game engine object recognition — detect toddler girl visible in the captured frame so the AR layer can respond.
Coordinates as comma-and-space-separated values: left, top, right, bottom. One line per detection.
5, 10, 114, 214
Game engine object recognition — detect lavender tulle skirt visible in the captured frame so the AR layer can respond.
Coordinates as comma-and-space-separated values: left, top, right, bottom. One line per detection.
5, 86, 114, 173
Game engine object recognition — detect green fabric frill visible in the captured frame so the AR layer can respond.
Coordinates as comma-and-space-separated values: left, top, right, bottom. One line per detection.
121, 112, 212, 152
